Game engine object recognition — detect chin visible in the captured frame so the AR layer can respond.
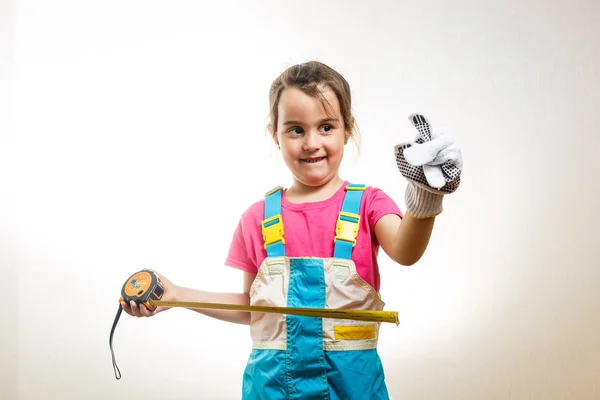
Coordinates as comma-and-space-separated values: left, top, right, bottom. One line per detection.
297, 175, 334, 187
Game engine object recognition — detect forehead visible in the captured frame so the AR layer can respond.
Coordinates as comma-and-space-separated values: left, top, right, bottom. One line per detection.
278, 87, 340, 121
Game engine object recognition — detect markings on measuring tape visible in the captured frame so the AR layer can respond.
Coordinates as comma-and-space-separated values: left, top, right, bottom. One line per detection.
150, 299, 399, 324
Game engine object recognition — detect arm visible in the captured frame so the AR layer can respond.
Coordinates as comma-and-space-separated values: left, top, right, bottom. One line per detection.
173, 271, 256, 325
125, 270, 256, 325
379, 113, 462, 265
375, 213, 435, 266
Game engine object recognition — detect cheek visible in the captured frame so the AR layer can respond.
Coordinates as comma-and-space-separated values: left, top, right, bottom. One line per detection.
325, 137, 346, 155
280, 141, 300, 159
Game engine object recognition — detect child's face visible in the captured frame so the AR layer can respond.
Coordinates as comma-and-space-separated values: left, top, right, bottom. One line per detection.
272, 86, 348, 188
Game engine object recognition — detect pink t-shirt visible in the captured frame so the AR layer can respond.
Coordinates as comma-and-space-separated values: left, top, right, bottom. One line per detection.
224, 181, 403, 292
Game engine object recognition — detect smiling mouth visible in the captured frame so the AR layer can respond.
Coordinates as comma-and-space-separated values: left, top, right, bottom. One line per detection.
301, 157, 326, 163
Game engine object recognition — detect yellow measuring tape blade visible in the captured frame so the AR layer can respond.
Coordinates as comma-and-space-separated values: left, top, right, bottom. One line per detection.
149, 299, 399, 325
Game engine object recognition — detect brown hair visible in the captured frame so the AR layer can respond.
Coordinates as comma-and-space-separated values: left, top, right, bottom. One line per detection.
268, 61, 359, 148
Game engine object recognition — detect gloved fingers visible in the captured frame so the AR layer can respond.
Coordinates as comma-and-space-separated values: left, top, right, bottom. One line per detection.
442, 162, 462, 182
403, 135, 455, 166
409, 113, 441, 141
423, 165, 446, 189
427, 141, 463, 169
395, 113, 462, 194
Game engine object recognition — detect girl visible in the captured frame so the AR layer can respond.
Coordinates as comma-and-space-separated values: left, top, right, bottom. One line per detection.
121, 61, 462, 399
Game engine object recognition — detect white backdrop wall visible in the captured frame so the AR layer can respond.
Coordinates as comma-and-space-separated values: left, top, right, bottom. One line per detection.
1, 0, 18, 398
2, 0, 600, 399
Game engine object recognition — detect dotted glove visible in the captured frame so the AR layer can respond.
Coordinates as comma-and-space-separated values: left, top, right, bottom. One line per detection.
394, 114, 463, 218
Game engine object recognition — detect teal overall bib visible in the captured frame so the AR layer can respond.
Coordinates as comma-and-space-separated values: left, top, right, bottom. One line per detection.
242, 184, 390, 400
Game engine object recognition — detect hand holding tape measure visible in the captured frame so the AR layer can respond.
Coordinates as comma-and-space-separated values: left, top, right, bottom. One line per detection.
118, 269, 173, 317
110, 269, 400, 380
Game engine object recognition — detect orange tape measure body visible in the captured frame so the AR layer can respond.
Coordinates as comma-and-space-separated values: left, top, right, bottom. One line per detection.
119, 269, 165, 311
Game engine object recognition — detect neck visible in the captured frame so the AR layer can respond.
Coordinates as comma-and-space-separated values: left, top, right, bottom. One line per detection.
286, 176, 344, 203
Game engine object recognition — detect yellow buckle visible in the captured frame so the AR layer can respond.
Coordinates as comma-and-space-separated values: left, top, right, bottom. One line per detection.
262, 215, 285, 249
346, 184, 366, 191
334, 211, 360, 247
265, 186, 283, 197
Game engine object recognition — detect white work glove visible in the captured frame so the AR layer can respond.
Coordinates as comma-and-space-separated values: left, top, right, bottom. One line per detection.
394, 114, 463, 219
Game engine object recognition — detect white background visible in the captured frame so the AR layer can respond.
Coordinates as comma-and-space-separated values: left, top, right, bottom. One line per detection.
2, 0, 600, 399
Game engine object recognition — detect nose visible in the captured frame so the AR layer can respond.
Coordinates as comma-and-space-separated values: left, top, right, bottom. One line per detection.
302, 131, 321, 152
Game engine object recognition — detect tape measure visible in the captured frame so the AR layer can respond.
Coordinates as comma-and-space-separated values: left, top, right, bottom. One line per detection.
109, 269, 164, 379
110, 269, 399, 380
120, 269, 165, 311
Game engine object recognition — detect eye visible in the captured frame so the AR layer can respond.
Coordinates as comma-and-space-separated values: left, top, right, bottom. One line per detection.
319, 124, 334, 133
287, 127, 304, 135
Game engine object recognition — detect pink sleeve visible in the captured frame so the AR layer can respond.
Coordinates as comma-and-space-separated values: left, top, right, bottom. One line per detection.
224, 217, 259, 274
366, 187, 404, 230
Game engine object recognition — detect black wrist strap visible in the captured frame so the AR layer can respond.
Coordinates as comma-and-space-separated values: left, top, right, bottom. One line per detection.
109, 306, 123, 380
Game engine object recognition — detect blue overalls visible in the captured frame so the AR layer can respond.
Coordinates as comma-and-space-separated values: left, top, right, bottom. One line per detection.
242, 184, 390, 400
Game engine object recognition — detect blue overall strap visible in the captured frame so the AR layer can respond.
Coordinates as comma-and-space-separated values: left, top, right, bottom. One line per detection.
262, 186, 285, 257
333, 183, 367, 259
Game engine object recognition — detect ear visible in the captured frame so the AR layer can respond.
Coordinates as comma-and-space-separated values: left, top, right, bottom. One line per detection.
345, 116, 355, 144
268, 123, 280, 148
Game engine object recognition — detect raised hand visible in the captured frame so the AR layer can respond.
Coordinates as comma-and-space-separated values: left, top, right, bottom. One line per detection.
394, 114, 462, 194
393, 114, 463, 218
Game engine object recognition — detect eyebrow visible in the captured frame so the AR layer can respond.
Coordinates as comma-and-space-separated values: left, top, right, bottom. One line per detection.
282, 118, 339, 126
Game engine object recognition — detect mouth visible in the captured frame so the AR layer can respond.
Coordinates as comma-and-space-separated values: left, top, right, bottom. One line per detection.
301, 156, 326, 164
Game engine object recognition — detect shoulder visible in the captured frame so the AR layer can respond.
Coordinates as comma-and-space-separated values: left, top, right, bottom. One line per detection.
358, 184, 404, 224
237, 186, 283, 226
364, 184, 392, 200
239, 184, 289, 217
238, 197, 265, 225
360, 184, 399, 207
